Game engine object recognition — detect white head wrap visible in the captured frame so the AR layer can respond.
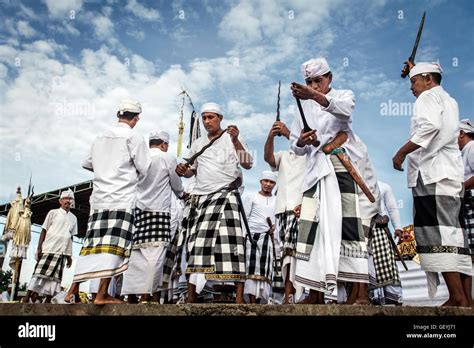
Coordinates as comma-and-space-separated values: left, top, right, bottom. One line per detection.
118, 99, 142, 115
301, 58, 330, 79
201, 102, 223, 116
459, 119, 474, 133
260, 170, 278, 183
150, 131, 169, 143
409, 62, 443, 79
60, 189, 74, 200
60, 189, 75, 208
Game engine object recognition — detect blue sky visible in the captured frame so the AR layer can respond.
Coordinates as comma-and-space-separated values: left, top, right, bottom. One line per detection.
0, 0, 473, 283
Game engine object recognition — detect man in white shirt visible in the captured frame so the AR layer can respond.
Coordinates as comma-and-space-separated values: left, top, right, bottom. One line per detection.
176, 102, 253, 303
122, 131, 184, 303
1, 284, 12, 302
264, 120, 306, 304
290, 58, 379, 304
243, 171, 277, 303
458, 119, 474, 257
393, 63, 472, 307
368, 181, 403, 305
23, 189, 77, 303
62, 99, 152, 305
458, 119, 474, 301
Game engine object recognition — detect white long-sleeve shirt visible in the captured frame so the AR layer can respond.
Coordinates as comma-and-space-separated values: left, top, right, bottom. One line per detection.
136, 148, 184, 213
377, 181, 402, 231
82, 122, 152, 210
271, 150, 306, 215
41, 208, 78, 256
406, 86, 464, 188
461, 140, 474, 181
244, 192, 276, 235
290, 88, 367, 192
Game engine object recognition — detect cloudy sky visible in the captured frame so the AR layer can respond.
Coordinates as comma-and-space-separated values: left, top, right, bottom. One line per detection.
1, 0, 473, 283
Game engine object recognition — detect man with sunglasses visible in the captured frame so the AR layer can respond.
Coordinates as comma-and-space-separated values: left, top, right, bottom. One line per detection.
290, 58, 380, 305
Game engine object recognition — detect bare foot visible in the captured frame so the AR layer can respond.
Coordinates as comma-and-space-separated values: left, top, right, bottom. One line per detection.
352, 299, 371, 306
64, 294, 76, 304
93, 294, 125, 305
442, 299, 469, 307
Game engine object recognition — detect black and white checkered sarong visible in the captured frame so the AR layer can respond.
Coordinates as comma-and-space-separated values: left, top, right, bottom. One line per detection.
163, 226, 180, 283
465, 189, 474, 255
133, 208, 171, 248
185, 190, 246, 281
370, 225, 400, 287
272, 257, 285, 291
246, 232, 273, 284
80, 209, 134, 258
276, 211, 299, 258
413, 175, 470, 256
32, 253, 66, 282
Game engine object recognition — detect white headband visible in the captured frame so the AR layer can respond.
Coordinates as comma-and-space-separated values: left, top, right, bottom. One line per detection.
201, 102, 223, 116
118, 99, 142, 115
150, 131, 169, 143
409, 62, 443, 79
260, 170, 278, 183
459, 119, 474, 133
301, 58, 330, 79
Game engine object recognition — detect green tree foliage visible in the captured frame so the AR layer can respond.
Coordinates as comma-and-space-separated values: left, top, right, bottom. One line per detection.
0, 269, 13, 292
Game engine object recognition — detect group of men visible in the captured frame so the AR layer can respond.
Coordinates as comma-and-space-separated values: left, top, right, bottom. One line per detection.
17, 57, 473, 307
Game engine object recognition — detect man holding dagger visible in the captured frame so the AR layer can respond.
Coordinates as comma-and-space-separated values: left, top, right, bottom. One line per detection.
289, 57, 381, 304
175, 102, 253, 303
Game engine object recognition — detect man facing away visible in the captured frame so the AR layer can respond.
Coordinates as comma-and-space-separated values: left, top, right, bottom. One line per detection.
59, 99, 151, 305
121, 131, 184, 303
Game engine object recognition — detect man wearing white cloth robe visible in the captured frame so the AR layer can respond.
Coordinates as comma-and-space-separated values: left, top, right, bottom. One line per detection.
243, 171, 277, 303
121, 131, 184, 303
60, 99, 151, 305
458, 118, 474, 303
24, 189, 77, 303
290, 57, 380, 304
393, 62, 472, 307
458, 119, 474, 260
176, 102, 253, 303
264, 120, 306, 304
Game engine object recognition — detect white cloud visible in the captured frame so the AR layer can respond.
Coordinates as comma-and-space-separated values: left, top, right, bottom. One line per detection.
227, 100, 254, 116
19, 4, 36, 20
43, 0, 83, 17
17, 20, 37, 38
92, 15, 114, 41
219, 1, 262, 44
417, 45, 440, 62
125, 0, 160, 21
126, 29, 146, 41
3, 19, 37, 39
50, 21, 81, 37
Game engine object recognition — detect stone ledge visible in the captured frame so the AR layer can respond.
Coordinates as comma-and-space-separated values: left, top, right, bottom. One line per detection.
0, 303, 472, 316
